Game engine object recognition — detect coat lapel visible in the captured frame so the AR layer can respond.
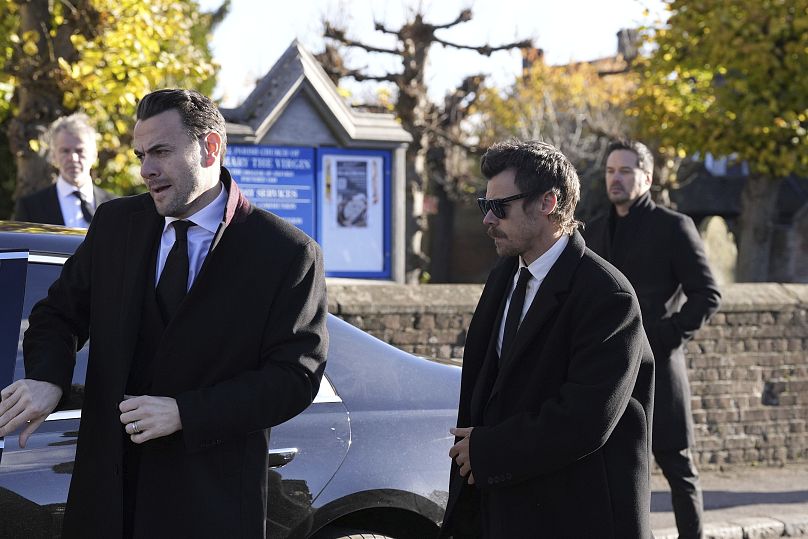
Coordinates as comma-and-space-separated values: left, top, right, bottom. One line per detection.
46, 185, 65, 225
608, 191, 654, 268
119, 196, 163, 380
469, 261, 515, 424
487, 232, 586, 402
185, 167, 252, 297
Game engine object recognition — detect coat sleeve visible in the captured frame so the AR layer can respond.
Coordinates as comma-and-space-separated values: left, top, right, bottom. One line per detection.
23, 204, 100, 398
468, 286, 647, 487
176, 239, 329, 452
655, 215, 721, 351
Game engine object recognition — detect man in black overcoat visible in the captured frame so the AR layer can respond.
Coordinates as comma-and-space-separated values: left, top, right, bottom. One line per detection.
0, 89, 328, 538
440, 140, 654, 538
584, 139, 721, 539
14, 112, 115, 227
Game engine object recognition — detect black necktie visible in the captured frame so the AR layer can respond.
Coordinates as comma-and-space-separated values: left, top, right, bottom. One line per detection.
501, 267, 532, 359
72, 191, 94, 223
156, 220, 194, 322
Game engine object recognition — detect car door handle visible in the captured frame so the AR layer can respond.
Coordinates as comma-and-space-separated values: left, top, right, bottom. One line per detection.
268, 447, 298, 468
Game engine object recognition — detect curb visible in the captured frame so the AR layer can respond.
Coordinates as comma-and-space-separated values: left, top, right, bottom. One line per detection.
653, 513, 808, 539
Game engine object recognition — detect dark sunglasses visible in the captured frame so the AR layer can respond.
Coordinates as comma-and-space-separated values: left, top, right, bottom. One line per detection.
477, 189, 542, 219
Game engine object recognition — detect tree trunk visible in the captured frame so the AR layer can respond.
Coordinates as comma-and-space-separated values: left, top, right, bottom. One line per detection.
9, 0, 65, 200
9, 0, 90, 202
428, 185, 455, 283
404, 136, 429, 284
736, 173, 780, 282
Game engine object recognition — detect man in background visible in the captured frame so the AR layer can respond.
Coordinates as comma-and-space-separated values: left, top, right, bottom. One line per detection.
584, 139, 721, 539
14, 112, 115, 226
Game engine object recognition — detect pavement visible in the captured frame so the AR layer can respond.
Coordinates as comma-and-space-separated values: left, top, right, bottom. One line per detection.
651, 463, 808, 538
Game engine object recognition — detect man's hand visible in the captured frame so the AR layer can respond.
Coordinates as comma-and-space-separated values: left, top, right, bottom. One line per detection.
0, 379, 63, 448
119, 395, 182, 444
449, 426, 475, 485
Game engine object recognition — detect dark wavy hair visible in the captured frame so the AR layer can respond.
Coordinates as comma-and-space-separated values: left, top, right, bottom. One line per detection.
136, 88, 227, 160
606, 139, 654, 176
480, 139, 581, 234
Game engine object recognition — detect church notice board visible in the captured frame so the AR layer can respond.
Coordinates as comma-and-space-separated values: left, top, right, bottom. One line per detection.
0, 250, 28, 459
226, 145, 392, 279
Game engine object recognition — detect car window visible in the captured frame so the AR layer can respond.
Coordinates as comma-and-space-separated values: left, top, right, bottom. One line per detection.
15, 262, 89, 388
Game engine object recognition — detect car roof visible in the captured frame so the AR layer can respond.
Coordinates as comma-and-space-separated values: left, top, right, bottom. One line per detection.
0, 221, 86, 257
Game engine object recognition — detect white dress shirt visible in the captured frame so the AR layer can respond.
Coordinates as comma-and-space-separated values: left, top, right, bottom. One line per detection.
55, 176, 95, 228
156, 184, 227, 291
496, 234, 570, 356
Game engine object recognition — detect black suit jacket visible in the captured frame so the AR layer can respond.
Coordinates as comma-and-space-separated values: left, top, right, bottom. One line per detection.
14, 183, 116, 225
24, 169, 328, 538
441, 231, 654, 538
583, 192, 720, 450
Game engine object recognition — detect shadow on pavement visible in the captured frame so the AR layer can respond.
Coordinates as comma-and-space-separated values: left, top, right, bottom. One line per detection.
652, 489, 808, 512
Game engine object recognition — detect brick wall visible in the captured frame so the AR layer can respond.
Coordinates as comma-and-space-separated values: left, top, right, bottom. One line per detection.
328, 282, 808, 468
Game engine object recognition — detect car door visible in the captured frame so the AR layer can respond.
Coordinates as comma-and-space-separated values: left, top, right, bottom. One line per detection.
0, 255, 82, 538
266, 376, 351, 538
0, 252, 351, 539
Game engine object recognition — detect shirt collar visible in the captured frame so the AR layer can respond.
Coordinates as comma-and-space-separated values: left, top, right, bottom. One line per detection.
55, 176, 94, 200
163, 183, 226, 234
520, 233, 569, 282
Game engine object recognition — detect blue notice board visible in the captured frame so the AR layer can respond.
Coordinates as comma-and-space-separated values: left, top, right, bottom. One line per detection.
224, 145, 316, 238
0, 250, 28, 458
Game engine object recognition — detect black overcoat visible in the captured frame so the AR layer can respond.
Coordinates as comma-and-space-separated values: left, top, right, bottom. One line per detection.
583, 192, 720, 450
14, 183, 116, 225
23, 169, 328, 538
441, 231, 654, 538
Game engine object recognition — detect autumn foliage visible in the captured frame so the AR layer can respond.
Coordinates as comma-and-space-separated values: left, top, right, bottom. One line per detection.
631, 0, 808, 178
0, 0, 222, 215
632, 0, 808, 281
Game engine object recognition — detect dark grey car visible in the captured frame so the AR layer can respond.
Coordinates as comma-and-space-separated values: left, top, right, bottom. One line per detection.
0, 222, 459, 539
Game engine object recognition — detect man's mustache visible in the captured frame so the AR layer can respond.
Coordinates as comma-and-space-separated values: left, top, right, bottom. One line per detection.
487, 228, 506, 239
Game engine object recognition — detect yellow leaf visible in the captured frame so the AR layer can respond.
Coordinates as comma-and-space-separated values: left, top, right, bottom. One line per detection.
22, 41, 38, 56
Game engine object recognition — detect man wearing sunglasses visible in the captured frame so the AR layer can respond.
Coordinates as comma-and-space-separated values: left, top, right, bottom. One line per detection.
584, 140, 721, 539
441, 140, 654, 538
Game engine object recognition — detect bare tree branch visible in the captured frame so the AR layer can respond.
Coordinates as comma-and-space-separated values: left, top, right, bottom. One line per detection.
373, 21, 399, 36
431, 8, 473, 30
598, 67, 631, 77
343, 70, 401, 83
426, 125, 483, 155
433, 37, 533, 56
324, 23, 399, 55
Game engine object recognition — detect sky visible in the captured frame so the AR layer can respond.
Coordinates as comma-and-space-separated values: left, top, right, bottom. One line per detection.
198, 0, 665, 107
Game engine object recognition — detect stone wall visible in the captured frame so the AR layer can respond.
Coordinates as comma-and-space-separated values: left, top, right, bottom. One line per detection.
328, 282, 808, 468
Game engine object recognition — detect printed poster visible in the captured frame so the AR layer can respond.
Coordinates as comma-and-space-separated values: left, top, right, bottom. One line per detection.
320, 152, 386, 274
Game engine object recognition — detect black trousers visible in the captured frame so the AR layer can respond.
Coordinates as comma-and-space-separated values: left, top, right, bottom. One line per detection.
655, 448, 703, 539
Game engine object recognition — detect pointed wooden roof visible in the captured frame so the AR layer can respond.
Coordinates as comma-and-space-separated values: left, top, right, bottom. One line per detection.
221, 40, 411, 147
